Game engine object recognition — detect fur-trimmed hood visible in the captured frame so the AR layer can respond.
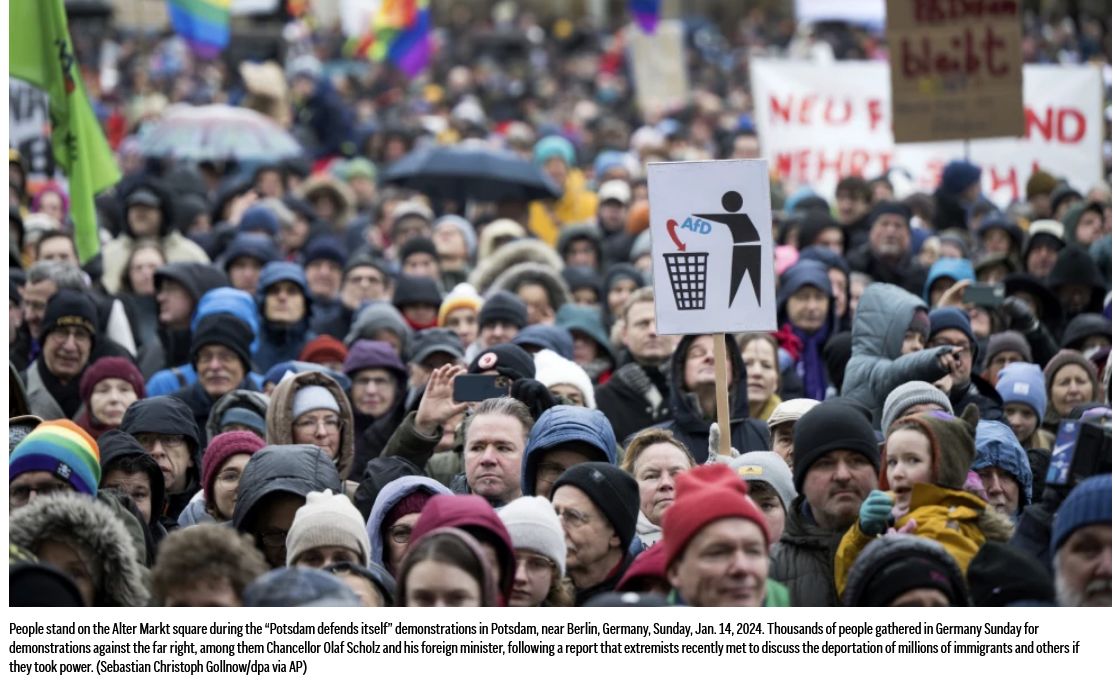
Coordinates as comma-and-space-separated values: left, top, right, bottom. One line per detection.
468, 239, 564, 295
9, 493, 150, 606
488, 262, 572, 315
300, 175, 356, 227
266, 371, 355, 479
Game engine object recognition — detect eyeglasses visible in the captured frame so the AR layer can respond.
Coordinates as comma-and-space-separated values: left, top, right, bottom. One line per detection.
134, 433, 187, 450
10, 480, 72, 505
515, 553, 556, 575
388, 525, 413, 544
353, 375, 394, 389
554, 506, 593, 528
293, 416, 342, 432
46, 326, 92, 345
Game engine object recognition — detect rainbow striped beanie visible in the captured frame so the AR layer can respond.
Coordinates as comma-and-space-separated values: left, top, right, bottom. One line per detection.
9, 420, 101, 496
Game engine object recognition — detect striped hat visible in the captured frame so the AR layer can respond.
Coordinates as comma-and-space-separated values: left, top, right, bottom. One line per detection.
9, 420, 101, 496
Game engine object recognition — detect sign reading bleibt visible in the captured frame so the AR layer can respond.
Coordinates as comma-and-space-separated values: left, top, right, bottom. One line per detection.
647, 160, 776, 336
886, 0, 1024, 143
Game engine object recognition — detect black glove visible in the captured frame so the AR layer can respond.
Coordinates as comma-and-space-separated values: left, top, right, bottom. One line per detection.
1001, 296, 1039, 333
510, 378, 558, 420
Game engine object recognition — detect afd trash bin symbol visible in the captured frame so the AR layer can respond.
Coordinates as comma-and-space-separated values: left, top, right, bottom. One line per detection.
664, 191, 763, 311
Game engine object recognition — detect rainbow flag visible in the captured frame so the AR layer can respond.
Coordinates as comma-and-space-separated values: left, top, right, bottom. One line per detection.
168, 0, 231, 59
629, 0, 660, 34
352, 0, 431, 78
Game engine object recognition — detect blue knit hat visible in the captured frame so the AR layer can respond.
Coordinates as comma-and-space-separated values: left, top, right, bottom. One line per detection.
1051, 474, 1112, 553
929, 307, 977, 355
940, 160, 983, 195
238, 205, 280, 236
533, 135, 575, 167
996, 362, 1047, 421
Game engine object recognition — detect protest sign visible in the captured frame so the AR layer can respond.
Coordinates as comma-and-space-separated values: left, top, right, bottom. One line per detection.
9, 79, 56, 184
795, 0, 885, 27
626, 20, 688, 117
886, 0, 1024, 142
750, 60, 1104, 205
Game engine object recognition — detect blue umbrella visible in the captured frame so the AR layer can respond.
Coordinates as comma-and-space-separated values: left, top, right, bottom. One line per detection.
381, 142, 561, 203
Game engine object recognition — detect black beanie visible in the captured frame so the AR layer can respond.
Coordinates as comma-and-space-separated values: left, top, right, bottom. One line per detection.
190, 313, 254, 371
398, 237, 439, 265
966, 541, 1055, 606
792, 399, 880, 493
468, 343, 535, 380
39, 289, 98, 346
478, 290, 527, 329
392, 275, 443, 308
551, 463, 640, 552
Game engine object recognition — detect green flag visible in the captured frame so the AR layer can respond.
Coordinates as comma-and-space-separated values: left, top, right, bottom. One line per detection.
10, 0, 121, 263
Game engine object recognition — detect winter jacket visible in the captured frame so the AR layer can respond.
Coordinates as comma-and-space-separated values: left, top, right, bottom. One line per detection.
834, 483, 1014, 597
204, 390, 269, 442
256, 320, 316, 373
9, 492, 150, 606
521, 405, 617, 496
364, 476, 453, 568
266, 370, 356, 481
468, 239, 565, 297
489, 261, 572, 317
118, 396, 203, 520
842, 283, 952, 426
846, 242, 928, 297
595, 361, 673, 445
232, 444, 343, 532
660, 334, 770, 461
948, 376, 1004, 423
574, 550, 635, 606
769, 496, 844, 607
667, 578, 791, 607
527, 168, 598, 247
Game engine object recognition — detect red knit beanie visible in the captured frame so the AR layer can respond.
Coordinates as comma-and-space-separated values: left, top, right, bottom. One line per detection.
202, 431, 267, 505
78, 356, 146, 404
661, 463, 771, 567
299, 335, 349, 365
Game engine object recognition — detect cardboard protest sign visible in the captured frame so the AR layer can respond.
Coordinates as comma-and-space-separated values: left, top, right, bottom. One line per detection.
626, 20, 688, 118
750, 60, 1104, 205
886, 0, 1024, 143
647, 160, 776, 336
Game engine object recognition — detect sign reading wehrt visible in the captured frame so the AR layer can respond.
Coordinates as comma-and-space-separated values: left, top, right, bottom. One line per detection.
647, 159, 776, 336
886, 0, 1024, 143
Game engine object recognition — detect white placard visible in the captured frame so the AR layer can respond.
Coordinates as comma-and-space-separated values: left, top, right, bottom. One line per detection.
647, 160, 777, 336
750, 60, 1105, 205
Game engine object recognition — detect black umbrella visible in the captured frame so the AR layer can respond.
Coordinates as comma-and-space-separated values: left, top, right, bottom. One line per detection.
380, 143, 561, 203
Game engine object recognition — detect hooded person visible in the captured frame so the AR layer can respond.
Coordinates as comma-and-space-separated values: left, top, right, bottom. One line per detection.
499, 495, 573, 607
266, 370, 356, 482
344, 300, 413, 356
396, 527, 501, 607
521, 405, 617, 499
136, 262, 229, 379
255, 261, 316, 372
527, 135, 598, 247
24, 290, 98, 420
232, 444, 343, 568
660, 334, 770, 461
797, 246, 852, 332
170, 313, 259, 430
475, 219, 527, 265
97, 429, 168, 544
602, 263, 647, 325
177, 430, 268, 527
661, 463, 790, 607
776, 259, 837, 401
204, 390, 270, 442
1046, 245, 1107, 329
843, 534, 969, 607
118, 396, 203, 521
312, 255, 395, 340
557, 222, 604, 271
550, 462, 641, 605
1042, 349, 1102, 433
220, 233, 280, 293
74, 356, 146, 439
9, 492, 150, 606
834, 407, 1013, 597
928, 307, 1004, 422
489, 261, 572, 327
100, 179, 211, 295
514, 325, 575, 360
342, 339, 409, 466
1061, 313, 1112, 354
972, 419, 1034, 521
533, 348, 596, 407
365, 476, 453, 575
922, 257, 976, 307
845, 201, 928, 295
842, 283, 956, 426
324, 560, 397, 607
408, 494, 517, 605
285, 489, 371, 568
1022, 219, 1066, 278
556, 303, 617, 384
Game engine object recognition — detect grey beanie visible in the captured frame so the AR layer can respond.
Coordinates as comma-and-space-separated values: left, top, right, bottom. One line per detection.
722, 451, 797, 510
880, 381, 954, 433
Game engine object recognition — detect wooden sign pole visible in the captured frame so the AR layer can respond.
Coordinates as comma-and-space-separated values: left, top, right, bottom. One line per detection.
713, 333, 732, 456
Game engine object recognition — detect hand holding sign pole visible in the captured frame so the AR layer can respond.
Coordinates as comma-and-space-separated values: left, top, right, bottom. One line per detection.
648, 160, 776, 458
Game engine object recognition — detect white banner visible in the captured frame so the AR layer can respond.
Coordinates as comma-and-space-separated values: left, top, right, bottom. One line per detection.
750, 60, 1105, 206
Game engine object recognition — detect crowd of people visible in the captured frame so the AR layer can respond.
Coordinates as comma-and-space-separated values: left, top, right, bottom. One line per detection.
7, 4, 1113, 608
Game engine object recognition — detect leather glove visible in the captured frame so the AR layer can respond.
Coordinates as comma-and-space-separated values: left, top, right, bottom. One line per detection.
509, 378, 558, 421
1001, 296, 1038, 333
859, 489, 895, 536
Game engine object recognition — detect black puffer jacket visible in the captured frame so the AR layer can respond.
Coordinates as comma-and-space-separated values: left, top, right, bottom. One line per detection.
232, 444, 342, 532
659, 334, 769, 461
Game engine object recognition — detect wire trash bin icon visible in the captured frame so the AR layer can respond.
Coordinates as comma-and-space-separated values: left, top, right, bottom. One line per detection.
663, 252, 709, 310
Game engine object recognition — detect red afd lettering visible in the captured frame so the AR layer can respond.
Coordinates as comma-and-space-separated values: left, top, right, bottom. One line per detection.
1025, 107, 1087, 143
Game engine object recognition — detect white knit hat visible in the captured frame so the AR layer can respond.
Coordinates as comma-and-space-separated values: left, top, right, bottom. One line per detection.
285, 490, 370, 566
533, 349, 596, 409
498, 496, 567, 576
292, 385, 341, 420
